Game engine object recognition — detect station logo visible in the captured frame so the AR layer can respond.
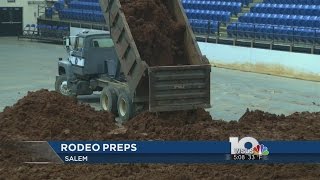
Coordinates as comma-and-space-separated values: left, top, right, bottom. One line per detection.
229, 137, 269, 160
253, 144, 269, 156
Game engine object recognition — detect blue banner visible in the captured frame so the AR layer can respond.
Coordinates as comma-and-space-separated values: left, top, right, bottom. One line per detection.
47, 140, 320, 164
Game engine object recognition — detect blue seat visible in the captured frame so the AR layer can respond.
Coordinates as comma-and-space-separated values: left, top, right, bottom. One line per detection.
227, 23, 235, 37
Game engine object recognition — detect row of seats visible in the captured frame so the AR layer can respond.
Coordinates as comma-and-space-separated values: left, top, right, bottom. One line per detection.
227, 23, 320, 42
182, 0, 242, 15
59, 9, 105, 22
201, 0, 252, 6
185, 9, 231, 22
189, 19, 219, 34
239, 13, 320, 28
54, 0, 65, 11
23, 24, 69, 38
45, 7, 53, 18
78, 0, 99, 2
68, 1, 100, 11
36, 24, 69, 31
231, 0, 252, 6
264, 0, 320, 5
251, 3, 320, 16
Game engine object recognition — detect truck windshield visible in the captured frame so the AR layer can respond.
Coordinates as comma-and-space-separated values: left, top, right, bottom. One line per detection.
91, 38, 114, 48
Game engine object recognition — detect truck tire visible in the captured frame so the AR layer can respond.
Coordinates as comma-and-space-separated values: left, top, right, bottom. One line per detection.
117, 91, 134, 123
100, 86, 118, 114
55, 75, 74, 97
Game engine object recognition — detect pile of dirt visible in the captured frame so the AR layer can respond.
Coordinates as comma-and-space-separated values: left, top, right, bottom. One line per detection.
0, 89, 116, 141
1, 164, 319, 179
1, 90, 320, 178
117, 109, 320, 140
120, 0, 187, 66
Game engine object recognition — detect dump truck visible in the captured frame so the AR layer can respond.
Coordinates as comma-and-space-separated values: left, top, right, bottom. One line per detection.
55, 0, 211, 122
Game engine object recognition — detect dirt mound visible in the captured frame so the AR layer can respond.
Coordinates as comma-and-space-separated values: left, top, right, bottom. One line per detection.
0, 89, 116, 141
120, 0, 187, 66
108, 109, 320, 141
1, 90, 320, 178
1, 164, 319, 180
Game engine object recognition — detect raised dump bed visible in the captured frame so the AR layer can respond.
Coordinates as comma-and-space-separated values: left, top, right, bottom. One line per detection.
99, 0, 211, 117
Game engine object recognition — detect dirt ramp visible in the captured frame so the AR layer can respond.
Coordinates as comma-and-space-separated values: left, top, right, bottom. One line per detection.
0, 89, 116, 141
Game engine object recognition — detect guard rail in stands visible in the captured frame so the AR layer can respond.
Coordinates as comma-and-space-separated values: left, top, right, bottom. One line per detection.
227, 23, 320, 45
19, 24, 69, 43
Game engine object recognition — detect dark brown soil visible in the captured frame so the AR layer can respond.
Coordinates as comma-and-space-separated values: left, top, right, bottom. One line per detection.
0, 89, 116, 141
118, 109, 320, 141
1, 164, 319, 180
120, 0, 187, 66
1, 90, 320, 179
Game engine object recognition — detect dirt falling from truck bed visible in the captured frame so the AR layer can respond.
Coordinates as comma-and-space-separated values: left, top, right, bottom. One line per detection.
120, 0, 187, 66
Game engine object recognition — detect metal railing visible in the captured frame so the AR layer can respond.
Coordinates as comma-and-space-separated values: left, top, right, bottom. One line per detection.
226, 23, 320, 46
191, 22, 320, 49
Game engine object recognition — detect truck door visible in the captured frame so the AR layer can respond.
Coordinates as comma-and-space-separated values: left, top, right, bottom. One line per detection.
68, 36, 87, 76
86, 37, 119, 76
70, 36, 85, 67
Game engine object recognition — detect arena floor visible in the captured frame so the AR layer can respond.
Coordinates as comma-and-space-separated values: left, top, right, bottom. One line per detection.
0, 37, 319, 121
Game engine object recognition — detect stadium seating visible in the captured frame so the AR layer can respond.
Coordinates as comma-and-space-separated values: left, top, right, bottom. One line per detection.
183, 0, 242, 15
264, 0, 320, 5
227, 0, 320, 43
56, 0, 104, 23
22, 24, 69, 39
251, 4, 320, 16
68, 1, 101, 11
77, 0, 99, 2
50, 0, 320, 44
59, 9, 104, 23
185, 0, 253, 6
54, 1, 65, 12
185, 9, 231, 22
227, 23, 320, 43
45, 7, 53, 18
182, 0, 249, 35
37, 24, 69, 37
238, 13, 320, 28
189, 19, 219, 34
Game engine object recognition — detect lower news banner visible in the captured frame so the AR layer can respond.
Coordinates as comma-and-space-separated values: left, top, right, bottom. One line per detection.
46, 137, 320, 164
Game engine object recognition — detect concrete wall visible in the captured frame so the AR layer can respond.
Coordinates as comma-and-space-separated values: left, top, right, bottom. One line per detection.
0, 0, 46, 28
199, 42, 320, 81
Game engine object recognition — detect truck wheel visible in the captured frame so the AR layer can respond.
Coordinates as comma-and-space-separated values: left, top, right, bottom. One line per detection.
117, 91, 134, 123
100, 86, 118, 114
55, 75, 74, 97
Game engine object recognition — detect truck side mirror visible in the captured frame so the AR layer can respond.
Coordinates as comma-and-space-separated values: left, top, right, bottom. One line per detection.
63, 36, 72, 52
65, 37, 70, 47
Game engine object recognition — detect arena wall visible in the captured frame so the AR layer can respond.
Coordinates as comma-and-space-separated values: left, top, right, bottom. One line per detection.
0, 0, 45, 28
199, 42, 320, 81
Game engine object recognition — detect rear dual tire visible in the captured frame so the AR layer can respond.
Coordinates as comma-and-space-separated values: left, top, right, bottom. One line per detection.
100, 88, 134, 123
117, 91, 134, 123
100, 87, 118, 114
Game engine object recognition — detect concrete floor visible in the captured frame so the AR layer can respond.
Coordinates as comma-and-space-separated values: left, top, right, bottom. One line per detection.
0, 37, 319, 121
